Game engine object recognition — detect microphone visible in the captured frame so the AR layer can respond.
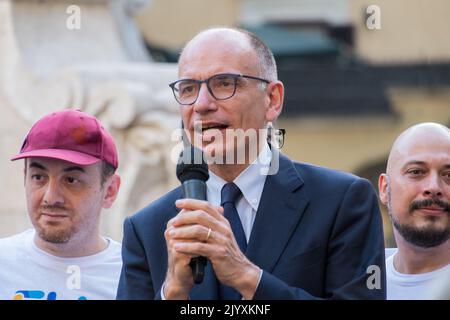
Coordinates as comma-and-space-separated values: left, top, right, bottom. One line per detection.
176, 147, 209, 284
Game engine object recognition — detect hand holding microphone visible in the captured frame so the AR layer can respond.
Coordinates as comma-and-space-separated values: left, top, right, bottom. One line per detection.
170, 146, 259, 299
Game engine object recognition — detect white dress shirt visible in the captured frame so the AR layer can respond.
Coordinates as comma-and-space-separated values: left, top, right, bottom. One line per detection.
206, 142, 271, 242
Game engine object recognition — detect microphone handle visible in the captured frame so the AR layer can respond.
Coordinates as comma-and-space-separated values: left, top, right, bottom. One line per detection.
189, 257, 207, 284
182, 180, 207, 201
181, 179, 207, 284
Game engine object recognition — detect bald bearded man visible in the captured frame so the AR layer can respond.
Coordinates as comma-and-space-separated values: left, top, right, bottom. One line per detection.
379, 122, 450, 300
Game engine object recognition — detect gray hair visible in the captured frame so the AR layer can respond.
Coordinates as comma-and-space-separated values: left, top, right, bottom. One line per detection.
237, 28, 278, 82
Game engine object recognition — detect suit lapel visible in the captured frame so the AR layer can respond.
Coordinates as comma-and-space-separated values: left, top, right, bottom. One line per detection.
246, 152, 309, 272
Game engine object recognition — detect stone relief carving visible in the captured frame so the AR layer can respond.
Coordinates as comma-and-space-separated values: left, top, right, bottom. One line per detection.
0, 0, 180, 240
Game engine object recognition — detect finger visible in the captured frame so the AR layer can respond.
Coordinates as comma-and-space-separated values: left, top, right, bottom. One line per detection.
164, 226, 172, 241
172, 209, 225, 229
174, 200, 226, 231
173, 241, 218, 258
170, 224, 217, 243
166, 226, 201, 245
166, 214, 181, 230
167, 220, 174, 230
171, 225, 230, 249
176, 199, 224, 220
166, 207, 196, 231
173, 211, 233, 241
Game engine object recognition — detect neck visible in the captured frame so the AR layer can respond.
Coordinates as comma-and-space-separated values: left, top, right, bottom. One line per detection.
209, 163, 250, 182
209, 140, 267, 182
393, 232, 450, 274
34, 231, 108, 258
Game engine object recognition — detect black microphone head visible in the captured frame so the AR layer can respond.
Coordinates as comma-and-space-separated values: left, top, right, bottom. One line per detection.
176, 147, 209, 183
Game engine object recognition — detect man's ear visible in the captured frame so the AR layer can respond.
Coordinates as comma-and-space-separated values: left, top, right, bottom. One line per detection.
102, 174, 121, 209
265, 81, 284, 122
378, 173, 389, 205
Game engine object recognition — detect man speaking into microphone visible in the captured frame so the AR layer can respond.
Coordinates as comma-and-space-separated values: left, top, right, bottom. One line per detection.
116, 27, 386, 300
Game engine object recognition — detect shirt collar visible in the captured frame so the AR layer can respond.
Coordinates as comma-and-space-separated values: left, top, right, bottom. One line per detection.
206, 143, 271, 212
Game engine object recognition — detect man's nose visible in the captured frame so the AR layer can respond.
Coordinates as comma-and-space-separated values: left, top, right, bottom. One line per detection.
42, 178, 65, 206
423, 174, 443, 198
193, 83, 217, 113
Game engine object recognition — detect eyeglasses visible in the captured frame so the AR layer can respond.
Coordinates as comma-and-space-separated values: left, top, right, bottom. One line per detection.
169, 73, 270, 105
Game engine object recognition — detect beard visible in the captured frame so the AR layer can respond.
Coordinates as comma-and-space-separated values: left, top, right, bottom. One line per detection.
36, 227, 74, 244
389, 197, 450, 248
392, 218, 450, 248
34, 205, 78, 244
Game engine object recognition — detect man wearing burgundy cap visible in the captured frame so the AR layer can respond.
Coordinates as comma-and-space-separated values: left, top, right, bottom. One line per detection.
0, 109, 122, 300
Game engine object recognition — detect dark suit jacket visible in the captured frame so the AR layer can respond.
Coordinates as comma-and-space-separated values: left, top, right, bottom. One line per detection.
116, 153, 386, 299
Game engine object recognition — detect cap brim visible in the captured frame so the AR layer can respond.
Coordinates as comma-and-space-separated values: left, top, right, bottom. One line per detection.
11, 149, 101, 166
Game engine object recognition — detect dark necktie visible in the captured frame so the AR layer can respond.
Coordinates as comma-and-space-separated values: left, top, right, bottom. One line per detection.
218, 182, 247, 300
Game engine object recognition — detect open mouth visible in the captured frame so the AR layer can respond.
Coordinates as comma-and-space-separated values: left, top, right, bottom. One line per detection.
201, 123, 229, 132
192, 122, 230, 136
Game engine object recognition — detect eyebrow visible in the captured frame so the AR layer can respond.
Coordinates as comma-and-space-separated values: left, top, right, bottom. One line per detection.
63, 166, 85, 173
29, 162, 47, 171
402, 161, 427, 168
401, 161, 450, 170
29, 161, 85, 173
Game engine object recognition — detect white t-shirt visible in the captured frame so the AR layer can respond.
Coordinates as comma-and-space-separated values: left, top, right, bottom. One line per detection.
386, 248, 450, 300
0, 229, 122, 300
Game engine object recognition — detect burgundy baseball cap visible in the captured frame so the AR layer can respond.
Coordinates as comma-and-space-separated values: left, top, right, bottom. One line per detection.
11, 109, 118, 169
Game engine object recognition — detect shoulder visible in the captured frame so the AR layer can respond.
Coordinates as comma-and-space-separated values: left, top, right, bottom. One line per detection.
289, 157, 369, 190
126, 186, 182, 229
0, 229, 34, 250
277, 155, 377, 210
0, 229, 35, 270
90, 238, 123, 271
